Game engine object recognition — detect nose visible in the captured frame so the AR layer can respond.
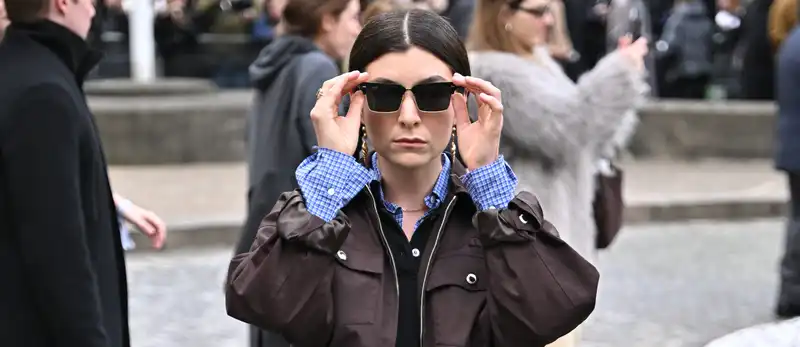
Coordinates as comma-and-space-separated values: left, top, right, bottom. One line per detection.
397, 91, 421, 127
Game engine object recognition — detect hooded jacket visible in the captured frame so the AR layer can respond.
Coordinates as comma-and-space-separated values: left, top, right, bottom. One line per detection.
235, 35, 339, 347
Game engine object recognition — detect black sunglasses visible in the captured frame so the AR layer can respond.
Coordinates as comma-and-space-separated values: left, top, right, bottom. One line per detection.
356, 82, 465, 113
511, 3, 550, 17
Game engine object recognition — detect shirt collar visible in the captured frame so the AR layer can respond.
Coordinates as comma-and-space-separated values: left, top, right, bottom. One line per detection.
370, 152, 452, 211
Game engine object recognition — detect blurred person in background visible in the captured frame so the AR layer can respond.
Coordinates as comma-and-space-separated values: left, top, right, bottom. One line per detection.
193, 0, 265, 88
773, 0, 800, 319
736, 0, 776, 99
467, 0, 648, 344
711, 0, 744, 98
654, 0, 713, 99
231, 0, 361, 344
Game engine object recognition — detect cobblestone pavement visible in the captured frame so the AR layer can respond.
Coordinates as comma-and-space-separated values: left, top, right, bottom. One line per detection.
127, 219, 786, 347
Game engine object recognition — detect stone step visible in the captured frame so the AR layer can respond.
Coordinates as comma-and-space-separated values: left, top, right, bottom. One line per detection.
90, 89, 775, 165
108, 159, 787, 252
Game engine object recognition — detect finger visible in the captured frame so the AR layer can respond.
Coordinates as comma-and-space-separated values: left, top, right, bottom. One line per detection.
452, 92, 470, 132
618, 35, 631, 48
338, 72, 370, 104
342, 72, 369, 96
144, 212, 167, 249
342, 90, 365, 128
464, 76, 501, 100
478, 92, 504, 121
135, 218, 156, 236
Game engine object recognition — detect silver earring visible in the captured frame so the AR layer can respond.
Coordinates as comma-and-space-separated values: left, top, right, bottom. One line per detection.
504, 22, 513, 31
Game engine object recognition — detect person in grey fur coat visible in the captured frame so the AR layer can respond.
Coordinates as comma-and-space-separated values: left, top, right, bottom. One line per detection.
467, 1, 647, 344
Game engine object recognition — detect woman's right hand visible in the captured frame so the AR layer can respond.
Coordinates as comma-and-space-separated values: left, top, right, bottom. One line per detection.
310, 71, 370, 155
617, 36, 648, 71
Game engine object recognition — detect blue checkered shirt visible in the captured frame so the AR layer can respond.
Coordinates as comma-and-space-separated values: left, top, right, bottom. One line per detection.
295, 148, 518, 227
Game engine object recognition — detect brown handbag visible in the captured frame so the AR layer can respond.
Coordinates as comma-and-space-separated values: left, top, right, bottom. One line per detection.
593, 163, 624, 249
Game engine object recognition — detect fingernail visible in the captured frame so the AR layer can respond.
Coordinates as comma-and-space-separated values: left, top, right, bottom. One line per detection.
453, 73, 463, 79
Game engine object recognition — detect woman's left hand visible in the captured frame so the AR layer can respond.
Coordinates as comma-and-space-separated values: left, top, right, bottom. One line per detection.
451, 73, 503, 170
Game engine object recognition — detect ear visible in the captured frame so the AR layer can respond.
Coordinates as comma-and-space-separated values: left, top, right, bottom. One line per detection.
53, 0, 71, 14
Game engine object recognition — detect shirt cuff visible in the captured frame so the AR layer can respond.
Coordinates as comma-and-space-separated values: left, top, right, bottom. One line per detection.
295, 148, 374, 222
460, 156, 518, 211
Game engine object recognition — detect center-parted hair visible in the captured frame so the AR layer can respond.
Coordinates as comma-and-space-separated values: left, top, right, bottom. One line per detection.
348, 9, 471, 77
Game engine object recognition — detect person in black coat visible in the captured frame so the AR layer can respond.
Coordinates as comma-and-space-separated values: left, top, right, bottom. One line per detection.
0, 1, 130, 346
774, 21, 800, 320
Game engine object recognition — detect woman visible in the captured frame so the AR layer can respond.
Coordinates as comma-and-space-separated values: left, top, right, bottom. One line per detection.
467, 0, 647, 345
226, 9, 599, 347
233, 0, 361, 345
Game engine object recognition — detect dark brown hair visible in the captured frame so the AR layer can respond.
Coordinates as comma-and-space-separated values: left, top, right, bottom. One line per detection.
282, 0, 352, 38
4, 0, 50, 23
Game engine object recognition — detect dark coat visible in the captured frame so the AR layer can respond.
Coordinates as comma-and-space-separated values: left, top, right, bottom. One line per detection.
0, 21, 129, 347
226, 161, 600, 347
234, 35, 339, 347
775, 27, 800, 171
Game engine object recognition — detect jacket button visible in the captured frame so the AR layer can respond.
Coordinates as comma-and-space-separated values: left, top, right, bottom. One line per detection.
336, 250, 347, 261
519, 214, 528, 224
466, 273, 477, 285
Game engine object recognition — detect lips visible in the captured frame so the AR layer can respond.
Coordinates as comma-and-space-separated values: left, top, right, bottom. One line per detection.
393, 138, 426, 144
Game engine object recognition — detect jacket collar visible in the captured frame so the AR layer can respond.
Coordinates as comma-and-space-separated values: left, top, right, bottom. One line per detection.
6, 20, 103, 85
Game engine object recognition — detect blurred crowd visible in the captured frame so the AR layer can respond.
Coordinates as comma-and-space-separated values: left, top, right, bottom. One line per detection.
0, 0, 789, 99
17, 0, 774, 100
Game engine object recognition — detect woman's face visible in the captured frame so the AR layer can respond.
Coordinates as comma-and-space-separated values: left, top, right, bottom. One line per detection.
362, 47, 458, 169
319, 0, 362, 60
507, 0, 554, 47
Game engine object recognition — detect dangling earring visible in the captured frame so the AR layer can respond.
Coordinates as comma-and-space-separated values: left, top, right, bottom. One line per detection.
504, 22, 513, 31
450, 126, 457, 159
361, 124, 369, 166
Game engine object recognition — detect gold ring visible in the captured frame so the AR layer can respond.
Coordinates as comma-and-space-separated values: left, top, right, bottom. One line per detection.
316, 88, 324, 100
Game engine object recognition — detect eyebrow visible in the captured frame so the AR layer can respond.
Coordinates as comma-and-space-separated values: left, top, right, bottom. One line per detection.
371, 75, 448, 86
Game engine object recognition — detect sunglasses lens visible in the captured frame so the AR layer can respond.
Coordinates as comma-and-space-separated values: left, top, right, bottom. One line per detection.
361, 83, 405, 112
412, 83, 459, 112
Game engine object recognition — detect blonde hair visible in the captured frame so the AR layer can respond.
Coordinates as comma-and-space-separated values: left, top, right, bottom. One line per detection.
361, 0, 399, 23
466, 0, 534, 55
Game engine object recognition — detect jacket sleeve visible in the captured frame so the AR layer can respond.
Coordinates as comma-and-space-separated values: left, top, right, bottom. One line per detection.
475, 192, 600, 346
226, 190, 350, 346
2, 84, 110, 346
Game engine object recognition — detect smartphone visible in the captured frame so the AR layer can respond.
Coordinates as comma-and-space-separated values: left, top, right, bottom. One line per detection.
627, 7, 642, 40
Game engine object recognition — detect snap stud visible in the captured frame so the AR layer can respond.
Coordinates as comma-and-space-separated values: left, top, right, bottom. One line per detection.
466, 273, 477, 285
519, 214, 528, 224
336, 250, 347, 261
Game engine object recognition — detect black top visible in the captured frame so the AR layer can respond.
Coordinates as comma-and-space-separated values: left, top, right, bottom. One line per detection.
377, 202, 440, 347
0, 20, 129, 347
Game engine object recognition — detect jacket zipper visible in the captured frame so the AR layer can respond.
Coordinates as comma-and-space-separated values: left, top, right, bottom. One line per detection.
364, 187, 401, 323
419, 196, 458, 346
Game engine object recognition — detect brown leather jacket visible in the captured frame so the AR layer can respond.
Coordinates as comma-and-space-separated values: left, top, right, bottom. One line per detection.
226, 162, 600, 347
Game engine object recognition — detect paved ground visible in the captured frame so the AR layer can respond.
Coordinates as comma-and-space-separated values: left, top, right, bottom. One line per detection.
126, 219, 788, 347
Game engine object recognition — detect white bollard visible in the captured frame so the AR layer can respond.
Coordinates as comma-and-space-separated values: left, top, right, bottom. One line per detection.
127, 0, 157, 83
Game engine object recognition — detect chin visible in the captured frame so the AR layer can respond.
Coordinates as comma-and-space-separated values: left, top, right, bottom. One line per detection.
383, 151, 437, 169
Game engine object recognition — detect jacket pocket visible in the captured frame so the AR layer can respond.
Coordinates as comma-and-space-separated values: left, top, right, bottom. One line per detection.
333, 248, 383, 325
425, 252, 488, 346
